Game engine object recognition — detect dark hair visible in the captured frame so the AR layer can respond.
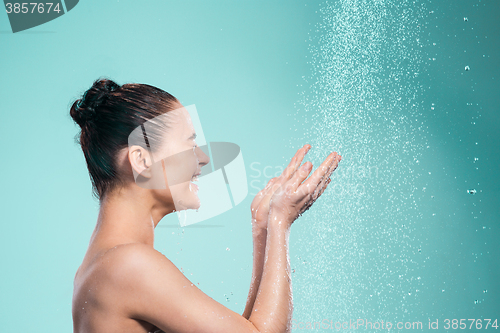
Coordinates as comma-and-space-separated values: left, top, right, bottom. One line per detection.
70, 77, 178, 201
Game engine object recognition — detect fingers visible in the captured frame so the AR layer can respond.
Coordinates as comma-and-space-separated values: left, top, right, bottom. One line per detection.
265, 177, 277, 190
315, 177, 332, 200
299, 151, 336, 192
312, 154, 341, 198
282, 144, 311, 181
258, 177, 278, 205
289, 161, 313, 194
266, 144, 312, 197
296, 172, 333, 218
294, 144, 311, 170
251, 177, 277, 211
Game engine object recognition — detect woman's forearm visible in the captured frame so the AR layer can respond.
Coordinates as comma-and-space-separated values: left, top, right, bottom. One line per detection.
242, 226, 267, 319
247, 214, 293, 333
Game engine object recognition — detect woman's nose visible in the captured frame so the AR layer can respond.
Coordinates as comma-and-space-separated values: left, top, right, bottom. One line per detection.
195, 146, 210, 167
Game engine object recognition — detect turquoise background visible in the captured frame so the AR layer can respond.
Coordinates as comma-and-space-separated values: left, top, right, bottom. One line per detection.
0, 0, 498, 332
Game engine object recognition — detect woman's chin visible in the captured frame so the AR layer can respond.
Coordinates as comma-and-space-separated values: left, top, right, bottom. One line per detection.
190, 195, 201, 210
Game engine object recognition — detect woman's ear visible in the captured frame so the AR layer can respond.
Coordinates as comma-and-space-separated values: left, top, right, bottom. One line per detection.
128, 145, 153, 180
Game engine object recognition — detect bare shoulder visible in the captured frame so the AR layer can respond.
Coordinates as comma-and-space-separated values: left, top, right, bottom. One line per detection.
97, 243, 178, 281
73, 243, 173, 332
84, 243, 183, 305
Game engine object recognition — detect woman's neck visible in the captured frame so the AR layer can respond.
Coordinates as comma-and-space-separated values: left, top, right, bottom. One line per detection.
88, 185, 171, 250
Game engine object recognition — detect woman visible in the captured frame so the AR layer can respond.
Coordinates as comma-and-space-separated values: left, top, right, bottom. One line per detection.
71, 78, 342, 333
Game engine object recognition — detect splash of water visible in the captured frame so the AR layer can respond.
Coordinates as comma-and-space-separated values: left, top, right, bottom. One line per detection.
290, 0, 429, 323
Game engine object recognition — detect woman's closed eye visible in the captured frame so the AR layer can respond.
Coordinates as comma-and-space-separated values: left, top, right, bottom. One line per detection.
188, 133, 198, 148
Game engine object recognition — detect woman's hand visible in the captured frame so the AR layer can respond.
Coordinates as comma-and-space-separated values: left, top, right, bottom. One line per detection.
268, 150, 342, 227
250, 144, 312, 232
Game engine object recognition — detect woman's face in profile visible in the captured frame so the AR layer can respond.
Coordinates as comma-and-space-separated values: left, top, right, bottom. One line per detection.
153, 104, 210, 211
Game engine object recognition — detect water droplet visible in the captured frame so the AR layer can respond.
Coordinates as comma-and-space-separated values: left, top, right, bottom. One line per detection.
467, 189, 477, 195
474, 300, 479, 304
178, 210, 187, 226
483, 289, 487, 293
226, 247, 230, 251
465, 65, 470, 71
464, 17, 468, 22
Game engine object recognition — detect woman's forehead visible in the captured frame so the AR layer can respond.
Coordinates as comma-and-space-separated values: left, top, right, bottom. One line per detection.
149, 109, 194, 145
168, 107, 194, 132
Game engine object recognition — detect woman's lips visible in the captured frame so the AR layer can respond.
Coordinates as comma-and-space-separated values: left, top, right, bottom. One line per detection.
190, 182, 199, 191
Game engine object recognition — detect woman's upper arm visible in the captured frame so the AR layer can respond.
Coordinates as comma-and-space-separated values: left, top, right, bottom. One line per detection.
107, 244, 261, 333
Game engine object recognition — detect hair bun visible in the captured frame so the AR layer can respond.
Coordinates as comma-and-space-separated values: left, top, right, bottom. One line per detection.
71, 78, 120, 128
